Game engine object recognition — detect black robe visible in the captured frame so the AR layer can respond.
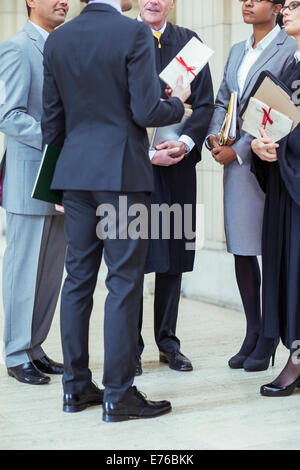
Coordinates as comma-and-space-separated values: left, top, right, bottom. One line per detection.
144, 22, 214, 274
252, 61, 300, 350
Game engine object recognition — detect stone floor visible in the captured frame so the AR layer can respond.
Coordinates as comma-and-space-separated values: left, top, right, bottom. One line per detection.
0, 280, 300, 450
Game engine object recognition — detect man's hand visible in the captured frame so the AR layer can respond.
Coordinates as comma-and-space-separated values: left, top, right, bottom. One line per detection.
171, 75, 191, 103
151, 147, 185, 166
212, 145, 237, 165
251, 128, 279, 162
155, 140, 187, 158
55, 204, 65, 213
208, 133, 221, 150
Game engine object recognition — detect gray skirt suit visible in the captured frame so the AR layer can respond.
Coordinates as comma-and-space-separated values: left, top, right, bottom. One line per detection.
207, 28, 296, 255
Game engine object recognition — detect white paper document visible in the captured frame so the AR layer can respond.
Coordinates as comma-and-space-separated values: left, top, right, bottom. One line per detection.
242, 97, 293, 142
159, 37, 214, 90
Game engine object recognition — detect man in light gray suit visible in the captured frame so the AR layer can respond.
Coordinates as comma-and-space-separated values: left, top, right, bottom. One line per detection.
0, 0, 69, 385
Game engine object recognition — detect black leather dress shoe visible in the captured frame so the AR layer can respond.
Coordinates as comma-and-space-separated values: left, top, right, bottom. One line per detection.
135, 358, 143, 376
260, 375, 300, 397
159, 351, 193, 372
103, 386, 171, 422
63, 383, 104, 413
7, 362, 50, 385
33, 355, 64, 375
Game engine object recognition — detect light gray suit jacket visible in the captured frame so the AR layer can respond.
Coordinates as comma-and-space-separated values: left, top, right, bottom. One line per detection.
0, 21, 57, 215
207, 29, 296, 255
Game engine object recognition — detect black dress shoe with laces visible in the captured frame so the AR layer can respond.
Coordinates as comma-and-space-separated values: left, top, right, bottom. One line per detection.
159, 351, 193, 372
33, 355, 64, 375
7, 362, 50, 385
103, 386, 171, 422
63, 383, 104, 413
135, 358, 143, 376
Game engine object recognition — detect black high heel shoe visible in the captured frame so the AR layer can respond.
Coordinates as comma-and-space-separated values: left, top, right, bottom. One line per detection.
228, 353, 248, 369
228, 333, 259, 369
261, 375, 300, 397
243, 338, 280, 372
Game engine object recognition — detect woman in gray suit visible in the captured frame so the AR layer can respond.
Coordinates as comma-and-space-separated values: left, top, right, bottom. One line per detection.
207, 0, 296, 371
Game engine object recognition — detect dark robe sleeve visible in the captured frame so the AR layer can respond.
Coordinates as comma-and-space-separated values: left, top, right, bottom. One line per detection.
181, 33, 214, 163
251, 150, 271, 194
277, 123, 300, 206
251, 124, 300, 206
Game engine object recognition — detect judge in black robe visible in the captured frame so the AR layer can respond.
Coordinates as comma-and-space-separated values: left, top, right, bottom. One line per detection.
251, 58, 300, 396
136, 14, 214, 372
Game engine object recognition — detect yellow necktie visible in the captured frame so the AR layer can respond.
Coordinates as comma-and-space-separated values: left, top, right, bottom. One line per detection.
153, 31, 162, 49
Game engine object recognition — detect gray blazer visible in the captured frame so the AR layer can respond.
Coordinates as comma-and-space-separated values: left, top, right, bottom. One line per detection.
207, 29, 296, 255
0, 21, 57, 215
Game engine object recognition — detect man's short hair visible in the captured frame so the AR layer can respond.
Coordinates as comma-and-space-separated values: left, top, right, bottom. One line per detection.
25, 1, 31, 16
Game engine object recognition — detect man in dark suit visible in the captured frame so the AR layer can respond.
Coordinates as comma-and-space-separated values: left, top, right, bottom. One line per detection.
136, 0, 214, 375
42, 0, 190, 422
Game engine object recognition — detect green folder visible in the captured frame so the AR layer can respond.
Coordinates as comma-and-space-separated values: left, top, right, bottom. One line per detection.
31, 144, 63, 205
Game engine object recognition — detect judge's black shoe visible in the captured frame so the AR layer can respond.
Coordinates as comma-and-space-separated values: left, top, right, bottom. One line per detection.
63, 383, 104, 413
260, 375, 300, 397
135, 358, 143, 376
103, 386, 171, 422
7, 362, 50, 385
33, 355, 63, 375
159, 351, 193, 372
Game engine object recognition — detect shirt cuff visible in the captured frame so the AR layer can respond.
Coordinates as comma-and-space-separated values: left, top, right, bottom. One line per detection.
236, 154, 243, 165
179, 134, 195, 152
205, 134, 215, 151
149, 149, 156, 161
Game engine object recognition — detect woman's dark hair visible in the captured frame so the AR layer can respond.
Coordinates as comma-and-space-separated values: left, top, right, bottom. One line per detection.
273, 0, 285, 28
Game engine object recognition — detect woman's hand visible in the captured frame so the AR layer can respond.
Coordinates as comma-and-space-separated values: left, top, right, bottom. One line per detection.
251, 128, 279, 162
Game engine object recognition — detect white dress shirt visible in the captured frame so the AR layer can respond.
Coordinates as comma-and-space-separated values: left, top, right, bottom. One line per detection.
88, 0, 122, 13
295, 49, 300, 63
237, 24, 280, 95
29, 21, 49, 41
137, 15, 195, 160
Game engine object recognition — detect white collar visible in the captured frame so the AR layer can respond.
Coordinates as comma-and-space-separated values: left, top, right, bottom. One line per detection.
87, 0, 122, 14
245, 24, 280, 52
295, 50, 300, 63
29, 21, 49, 41
137, 14, 167, 35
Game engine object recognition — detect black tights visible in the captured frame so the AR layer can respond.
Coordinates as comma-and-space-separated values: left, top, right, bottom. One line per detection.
234, 255, 276, 359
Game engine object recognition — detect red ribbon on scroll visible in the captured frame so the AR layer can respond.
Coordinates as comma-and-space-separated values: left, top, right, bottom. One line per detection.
262, 107, 273, 130
175, 56, 196, 78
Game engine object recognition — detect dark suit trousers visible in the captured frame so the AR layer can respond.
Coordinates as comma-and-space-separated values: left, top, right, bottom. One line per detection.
61, 190, 150, 403
138, 273, 182, 357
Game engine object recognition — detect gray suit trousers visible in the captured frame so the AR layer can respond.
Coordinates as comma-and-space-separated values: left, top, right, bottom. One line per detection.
3, 213, 66, 367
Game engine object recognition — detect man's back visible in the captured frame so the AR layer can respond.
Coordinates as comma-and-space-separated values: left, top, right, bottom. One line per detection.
43, 3, 184, 193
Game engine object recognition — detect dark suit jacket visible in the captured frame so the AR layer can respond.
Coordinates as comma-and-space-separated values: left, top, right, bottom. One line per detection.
42, 3, 184, 193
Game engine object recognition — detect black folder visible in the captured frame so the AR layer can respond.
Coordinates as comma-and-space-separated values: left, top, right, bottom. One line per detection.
31, 144, 63, 205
